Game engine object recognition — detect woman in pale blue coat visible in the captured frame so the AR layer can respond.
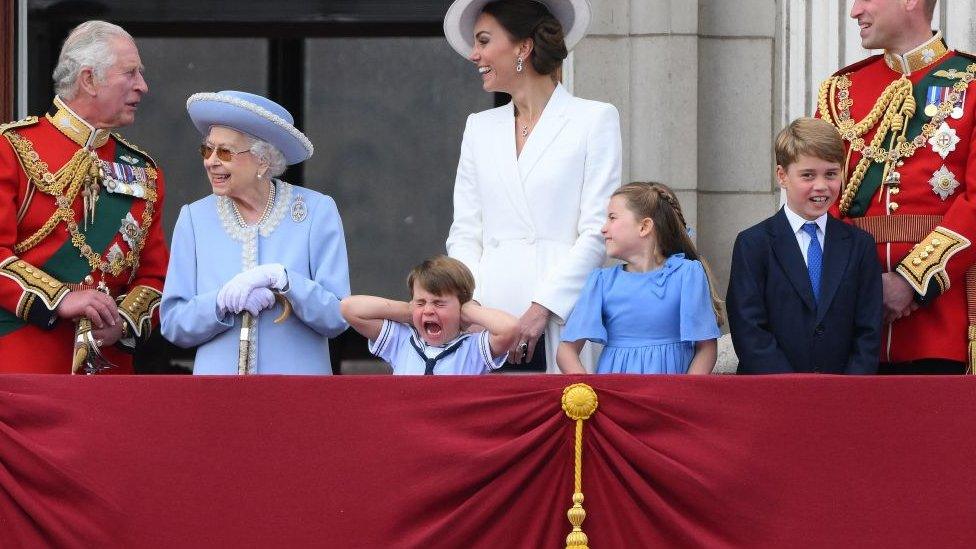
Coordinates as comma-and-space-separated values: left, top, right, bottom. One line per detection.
161, 90, 350, 374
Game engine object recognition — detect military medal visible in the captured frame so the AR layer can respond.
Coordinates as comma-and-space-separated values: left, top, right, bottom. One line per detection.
929, 165, 960, 200
119, 212, 142, 249
100, 159, 150, 198
928, 122, 960, 159
951, 88, 966, 119
924, 86, 943, 117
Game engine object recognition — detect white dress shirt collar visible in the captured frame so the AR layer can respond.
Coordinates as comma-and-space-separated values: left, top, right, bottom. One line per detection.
783, 205, 827, 238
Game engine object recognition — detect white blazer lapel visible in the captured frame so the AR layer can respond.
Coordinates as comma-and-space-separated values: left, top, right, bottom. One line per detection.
491, 103, 534, 224
517, 84, 571, 182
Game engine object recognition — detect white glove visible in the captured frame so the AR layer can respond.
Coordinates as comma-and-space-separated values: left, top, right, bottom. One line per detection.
217, 264, 287, 314
242, 288, 276, 317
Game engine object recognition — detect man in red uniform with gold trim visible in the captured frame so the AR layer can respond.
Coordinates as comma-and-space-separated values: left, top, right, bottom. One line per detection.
818, 0, 976, 374
0, 20, 168, 374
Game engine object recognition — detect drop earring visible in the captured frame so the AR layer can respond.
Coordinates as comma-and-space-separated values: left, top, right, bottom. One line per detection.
516, 56, 524, 73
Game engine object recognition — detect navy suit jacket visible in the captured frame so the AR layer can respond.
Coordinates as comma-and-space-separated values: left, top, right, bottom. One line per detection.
727, 208, 882, 374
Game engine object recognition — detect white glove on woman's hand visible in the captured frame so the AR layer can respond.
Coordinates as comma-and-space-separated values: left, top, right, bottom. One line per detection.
217, 264, 287, 314
242, 288, 276, 317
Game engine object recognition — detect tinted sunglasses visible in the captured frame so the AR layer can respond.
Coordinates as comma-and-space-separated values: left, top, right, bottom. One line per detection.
200, 144, 251, 162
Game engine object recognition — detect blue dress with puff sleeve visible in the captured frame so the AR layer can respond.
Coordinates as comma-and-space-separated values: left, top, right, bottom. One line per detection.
561, 253, 720, 374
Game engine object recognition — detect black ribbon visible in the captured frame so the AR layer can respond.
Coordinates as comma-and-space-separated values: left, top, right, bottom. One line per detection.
409, 336, 467, 375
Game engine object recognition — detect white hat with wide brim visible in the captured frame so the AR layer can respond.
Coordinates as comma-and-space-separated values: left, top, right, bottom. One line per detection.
443, 0, 592, 58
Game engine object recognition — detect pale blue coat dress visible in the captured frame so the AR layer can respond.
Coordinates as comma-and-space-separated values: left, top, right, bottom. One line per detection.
161, 180, 350, 374
561, 254, 720, 374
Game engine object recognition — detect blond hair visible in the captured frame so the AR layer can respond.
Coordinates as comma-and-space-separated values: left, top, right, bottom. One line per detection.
406, 255, 475, 303
774, 117, 845, 169
612, 182, 726, 327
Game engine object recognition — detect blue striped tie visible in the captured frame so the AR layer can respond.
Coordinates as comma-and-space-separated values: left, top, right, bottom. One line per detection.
802, 222, 822, 303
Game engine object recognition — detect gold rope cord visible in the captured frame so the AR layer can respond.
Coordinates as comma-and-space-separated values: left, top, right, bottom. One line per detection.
818, 63, 976, 215
6, 130, 158, 275
561, 383, 598, 549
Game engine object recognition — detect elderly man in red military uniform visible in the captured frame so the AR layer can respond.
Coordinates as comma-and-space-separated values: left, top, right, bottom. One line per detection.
818, 0, 976, 374
0, 20, 168, 374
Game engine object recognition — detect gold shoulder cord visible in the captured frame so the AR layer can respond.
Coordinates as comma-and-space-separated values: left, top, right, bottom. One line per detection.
4, 131, 157, 277
819, 63, 976, 215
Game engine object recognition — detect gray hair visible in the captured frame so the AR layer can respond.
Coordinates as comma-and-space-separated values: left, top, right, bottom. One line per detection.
248, 138, 288, 178
53, 21, 133, 100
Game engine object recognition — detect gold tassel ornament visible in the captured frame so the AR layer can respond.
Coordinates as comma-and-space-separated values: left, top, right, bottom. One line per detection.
561, 383, 599, 549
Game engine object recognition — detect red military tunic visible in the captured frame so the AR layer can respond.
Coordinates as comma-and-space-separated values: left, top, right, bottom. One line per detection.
0, 97, 168, 373
818, 33, 976, 366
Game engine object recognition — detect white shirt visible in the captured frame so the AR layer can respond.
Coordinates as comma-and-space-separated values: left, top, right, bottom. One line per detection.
782, 206, 827, 266
368, 320, 506, 375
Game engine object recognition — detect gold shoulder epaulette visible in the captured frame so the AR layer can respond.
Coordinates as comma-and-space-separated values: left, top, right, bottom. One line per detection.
112, 133, 157, 168
0, 116, 39, 135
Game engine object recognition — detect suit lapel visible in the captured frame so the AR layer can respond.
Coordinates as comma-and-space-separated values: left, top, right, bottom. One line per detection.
517, 84, 570, 182
491, 103, 534, 224
816, 217, 852, 323
770, 209, 816, 312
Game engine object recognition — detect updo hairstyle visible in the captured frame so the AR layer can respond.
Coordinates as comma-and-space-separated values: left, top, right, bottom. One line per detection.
482, 0, 568, 76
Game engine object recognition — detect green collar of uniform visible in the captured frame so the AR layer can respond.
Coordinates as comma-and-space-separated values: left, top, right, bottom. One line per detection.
45, 96, 112, 149
884, 31, 949, 75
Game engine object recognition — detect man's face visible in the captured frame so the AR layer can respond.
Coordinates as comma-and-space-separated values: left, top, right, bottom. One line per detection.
89, 37, 148, 128
851, 0, 906, 50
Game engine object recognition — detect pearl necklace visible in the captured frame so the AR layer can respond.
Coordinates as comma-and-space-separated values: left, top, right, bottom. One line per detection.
231, 180, 276, 228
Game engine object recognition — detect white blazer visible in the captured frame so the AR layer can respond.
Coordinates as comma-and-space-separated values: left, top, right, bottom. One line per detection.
447, 84, 622, 372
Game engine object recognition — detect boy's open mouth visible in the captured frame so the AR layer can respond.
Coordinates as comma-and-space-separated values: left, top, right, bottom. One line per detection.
423, 322, 443, 336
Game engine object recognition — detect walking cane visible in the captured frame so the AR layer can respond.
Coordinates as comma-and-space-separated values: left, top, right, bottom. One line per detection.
237, 293, 293, 375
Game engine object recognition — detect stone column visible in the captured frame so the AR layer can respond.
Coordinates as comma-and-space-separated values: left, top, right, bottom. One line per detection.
696, 0, 779, 289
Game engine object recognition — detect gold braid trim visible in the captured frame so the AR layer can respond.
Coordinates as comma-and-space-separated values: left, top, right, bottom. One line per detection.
818, 63, 976, 215
0, 256, 69, 310
117, 285, 161, 339
0, 116, 39, 134
5, 131, 158, 277
895, 226, 971, 295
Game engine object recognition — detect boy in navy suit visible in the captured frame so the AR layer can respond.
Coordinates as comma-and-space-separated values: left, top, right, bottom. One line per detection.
728, 117, 882, 374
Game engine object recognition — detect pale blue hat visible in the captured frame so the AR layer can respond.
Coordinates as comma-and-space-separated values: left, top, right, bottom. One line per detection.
186, 90, 313, 165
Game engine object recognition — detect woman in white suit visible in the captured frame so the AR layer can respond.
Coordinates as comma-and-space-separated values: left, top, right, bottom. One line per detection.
444, 0, 621, 373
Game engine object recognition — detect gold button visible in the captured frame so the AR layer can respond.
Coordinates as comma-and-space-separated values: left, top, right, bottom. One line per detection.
912, 258, 922, 265
932, 239, 942, 247
920, 251, 930, 259
890, 187, 900, 195
48, 281, 58, 288
84, 275, 94, 285
24, 266, 33, 273
925, 245, 934, 253
888, 202, 899, 212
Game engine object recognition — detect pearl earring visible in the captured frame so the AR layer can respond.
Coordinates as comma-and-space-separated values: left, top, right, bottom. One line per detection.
516, 56, 524, 73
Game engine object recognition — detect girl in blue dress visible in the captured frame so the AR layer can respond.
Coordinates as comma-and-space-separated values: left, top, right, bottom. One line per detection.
557, 182, 725, 374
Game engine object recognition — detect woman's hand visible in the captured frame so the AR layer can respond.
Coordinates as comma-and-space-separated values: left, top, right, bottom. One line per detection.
510, 302, 551, 364
217, 264, 287, 314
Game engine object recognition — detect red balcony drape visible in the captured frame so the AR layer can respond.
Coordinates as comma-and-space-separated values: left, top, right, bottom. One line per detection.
2, 375, 975, 548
